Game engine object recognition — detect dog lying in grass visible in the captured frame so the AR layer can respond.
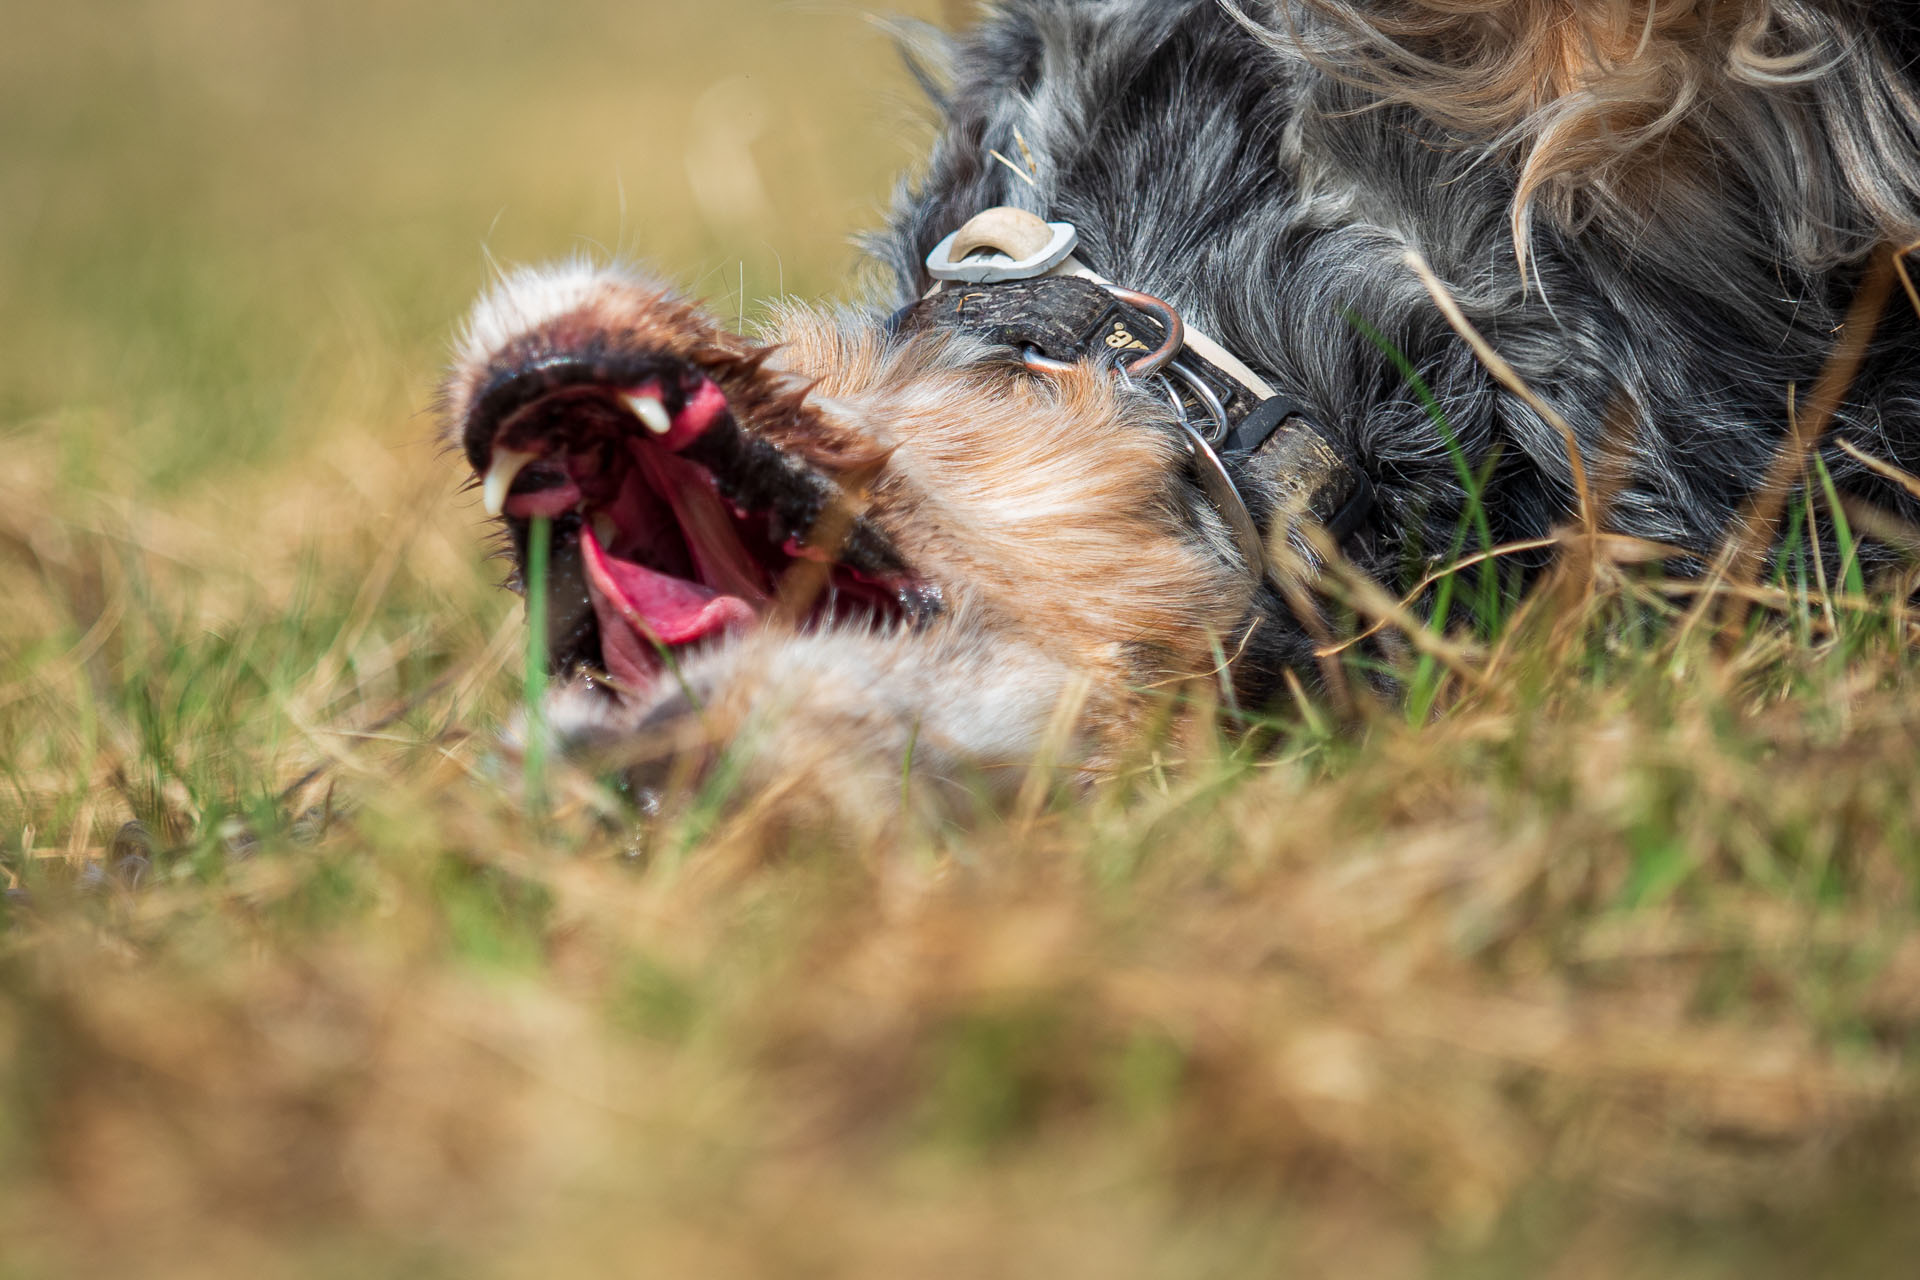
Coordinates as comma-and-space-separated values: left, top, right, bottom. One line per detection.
444, 0, 1920, 810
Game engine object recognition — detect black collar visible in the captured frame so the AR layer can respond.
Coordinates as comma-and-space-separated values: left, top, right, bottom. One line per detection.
894, 272, 1371, 583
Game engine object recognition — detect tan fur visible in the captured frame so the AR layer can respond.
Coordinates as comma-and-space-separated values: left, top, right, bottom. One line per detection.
769, 312, 1254, 699
446, 0, 1920, 823
1287, 0, 1920, 260
447, 269, 1253, 797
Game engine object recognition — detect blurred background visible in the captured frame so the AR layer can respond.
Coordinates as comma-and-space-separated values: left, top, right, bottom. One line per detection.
0, 0, 944, 595
8, 6, 1920, 1278
0, 0, 949, 830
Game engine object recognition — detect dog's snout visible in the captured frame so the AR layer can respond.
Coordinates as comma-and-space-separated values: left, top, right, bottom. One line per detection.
463, 353, 719, 471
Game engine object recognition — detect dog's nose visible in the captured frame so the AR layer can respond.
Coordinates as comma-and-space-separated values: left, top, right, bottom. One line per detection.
463, 355, 636, 471
461, 353, 729, 475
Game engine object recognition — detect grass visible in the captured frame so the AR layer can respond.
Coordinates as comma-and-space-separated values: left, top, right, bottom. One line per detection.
5, 3, 1920, 1277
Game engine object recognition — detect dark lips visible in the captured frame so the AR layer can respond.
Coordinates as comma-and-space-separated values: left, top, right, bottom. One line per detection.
463, 353, 942, 695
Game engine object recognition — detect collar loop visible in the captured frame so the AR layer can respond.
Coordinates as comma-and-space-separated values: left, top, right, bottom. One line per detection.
909, 209, 1371, 586
926, 213, 1079, 282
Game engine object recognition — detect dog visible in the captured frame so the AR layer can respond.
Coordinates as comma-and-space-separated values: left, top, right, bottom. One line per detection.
441, 0, 1920, 813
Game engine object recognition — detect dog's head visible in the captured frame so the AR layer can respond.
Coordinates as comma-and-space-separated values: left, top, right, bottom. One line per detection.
441, 0, 1920, 808
442, 260, 1299, 801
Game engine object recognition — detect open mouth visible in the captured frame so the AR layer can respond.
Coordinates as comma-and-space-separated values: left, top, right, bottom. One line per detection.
461, 354, 940, 699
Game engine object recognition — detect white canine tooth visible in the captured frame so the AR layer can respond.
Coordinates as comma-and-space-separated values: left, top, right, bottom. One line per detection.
625, 393, 672, 436
481, 448, 537, 518
593, 513, 617, 547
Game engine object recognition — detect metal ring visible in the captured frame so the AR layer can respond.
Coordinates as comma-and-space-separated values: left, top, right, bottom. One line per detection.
1158, 364, 1268, 580
1019, 287, 1184, 381
1021, 345, 1078, 375
1176, 419, 1270, 579
1160, 380, 1193, 428
1164, 358, 1231, 446
1105, 287, 1185, 379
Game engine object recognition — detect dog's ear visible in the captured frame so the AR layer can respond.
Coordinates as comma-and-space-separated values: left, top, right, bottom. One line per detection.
878, 17, 958, 112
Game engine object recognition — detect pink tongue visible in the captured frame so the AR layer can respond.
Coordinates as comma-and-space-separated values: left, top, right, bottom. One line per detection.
580, 526, 755, 689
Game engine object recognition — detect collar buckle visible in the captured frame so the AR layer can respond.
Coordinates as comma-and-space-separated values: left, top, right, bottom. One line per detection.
910, 210, 1373, 589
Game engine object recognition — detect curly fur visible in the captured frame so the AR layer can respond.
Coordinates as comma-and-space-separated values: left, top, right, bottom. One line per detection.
1270, 1, 1920, 266
448, 0, 1920, 808
875, 0, 1920, 686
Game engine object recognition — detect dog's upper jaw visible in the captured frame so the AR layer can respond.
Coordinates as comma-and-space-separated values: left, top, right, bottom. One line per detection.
444, 263, 945, 712
445, 258, 1271, 802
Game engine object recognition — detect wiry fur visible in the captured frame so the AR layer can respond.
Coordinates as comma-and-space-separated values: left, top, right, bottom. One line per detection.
876, 0, 1920, 685
1270, 1, 1920, 266
446, 268, 1251, 809
446, 0, 1920, 814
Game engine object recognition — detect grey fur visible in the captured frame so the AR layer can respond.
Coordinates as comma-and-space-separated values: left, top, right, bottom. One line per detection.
870, 0, 1920, 695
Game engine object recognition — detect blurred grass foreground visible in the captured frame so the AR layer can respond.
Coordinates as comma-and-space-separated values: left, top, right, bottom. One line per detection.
6, 3, 1920, 1277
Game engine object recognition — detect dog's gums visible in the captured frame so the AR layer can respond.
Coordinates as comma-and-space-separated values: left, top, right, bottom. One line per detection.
442, 0, 1920, 814
461, 357, 940, 702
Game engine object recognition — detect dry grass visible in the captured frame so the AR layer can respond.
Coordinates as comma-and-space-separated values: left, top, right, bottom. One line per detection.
5, 3, 1920, 1277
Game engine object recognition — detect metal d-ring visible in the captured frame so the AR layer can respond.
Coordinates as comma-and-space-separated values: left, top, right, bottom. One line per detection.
1177, 419, 1270, 580
1021, 345, 1079, 375
1164, 358, 1230, 446
1152, 359, 1269, 580
1105, 286, 1184, 379
1018, 285, 1184, 380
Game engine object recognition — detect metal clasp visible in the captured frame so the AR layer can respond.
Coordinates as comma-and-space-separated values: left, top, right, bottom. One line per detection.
1157, 366, 1269, 579
1018, 284, 1187, 380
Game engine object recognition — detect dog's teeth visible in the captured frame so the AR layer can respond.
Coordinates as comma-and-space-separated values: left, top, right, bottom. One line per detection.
625, 393, 672, 436
481, 448, 537, 518
593, 513, 617, 547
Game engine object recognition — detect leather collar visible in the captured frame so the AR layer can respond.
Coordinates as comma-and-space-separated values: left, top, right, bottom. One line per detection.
894, 225, 1371, 585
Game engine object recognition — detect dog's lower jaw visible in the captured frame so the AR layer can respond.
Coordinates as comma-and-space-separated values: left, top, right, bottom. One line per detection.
539, 620, 1101, 821
446, 259, 1274, 819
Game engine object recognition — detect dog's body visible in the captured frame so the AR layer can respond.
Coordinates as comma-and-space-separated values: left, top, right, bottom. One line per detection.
444, 1, 1920, 812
